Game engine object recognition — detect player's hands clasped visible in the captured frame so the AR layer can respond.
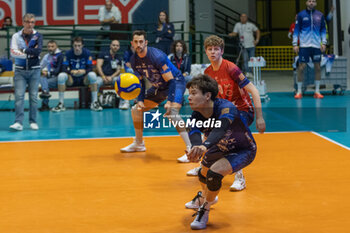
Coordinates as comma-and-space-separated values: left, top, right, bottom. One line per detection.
186, 145, 207, 163
136, 101, 145, 111
163, 101, 172, 117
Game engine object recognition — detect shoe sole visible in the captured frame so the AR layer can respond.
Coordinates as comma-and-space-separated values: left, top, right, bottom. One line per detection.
186, 172, 198, 176
120, 148, 146, 153
191, 225, 207, 230
177, 159, 190, 163
229, 186, 246, 191
9, 127, 23, 131
52, 109, 66, 112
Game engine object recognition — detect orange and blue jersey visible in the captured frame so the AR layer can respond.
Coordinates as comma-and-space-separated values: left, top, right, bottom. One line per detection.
188, 98, 256, 152
205, 59, 253, 113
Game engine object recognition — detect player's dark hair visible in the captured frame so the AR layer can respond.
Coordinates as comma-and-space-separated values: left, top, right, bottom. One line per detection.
47, 40, 57, 45
132, 30, 147, 40
171, 40, 187, 55
73, 36, 84, 44
186, 74, 218, 101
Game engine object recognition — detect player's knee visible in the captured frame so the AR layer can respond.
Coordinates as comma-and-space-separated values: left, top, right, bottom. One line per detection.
57, 72, 68, 85
131, 105, 142, 120
198, 168, 207, 184
87, 72, 97, 84
96, 77, 103, 88
298, 63, 306, 70
206, 170, 224, 191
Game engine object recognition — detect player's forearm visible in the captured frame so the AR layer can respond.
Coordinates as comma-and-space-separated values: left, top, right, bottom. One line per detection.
255, 30, 261, 42
111, 69, 121, 79
251, 89, 264, 119
189, 132, 202, 147
137, 79, 146, 102
96, 65, 105, 78
203, 118, 231, 149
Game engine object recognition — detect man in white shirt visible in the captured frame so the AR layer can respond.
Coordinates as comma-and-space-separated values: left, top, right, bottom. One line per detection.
98, 0, 121, 31
229, 13, 260, 78
95, 0, 122, 54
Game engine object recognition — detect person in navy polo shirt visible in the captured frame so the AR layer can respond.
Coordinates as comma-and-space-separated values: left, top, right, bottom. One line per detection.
96, 40, 129, 109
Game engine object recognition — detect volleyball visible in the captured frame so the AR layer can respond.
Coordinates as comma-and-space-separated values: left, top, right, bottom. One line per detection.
115, 73, 141, 100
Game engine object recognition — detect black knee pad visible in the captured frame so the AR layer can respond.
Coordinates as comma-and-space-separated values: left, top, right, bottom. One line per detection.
197, 168, 207, 184
206, 170, 224, 191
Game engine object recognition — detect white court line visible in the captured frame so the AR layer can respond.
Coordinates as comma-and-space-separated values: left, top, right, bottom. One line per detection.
1, 131, 349, 151
311, 131, 350, 151
0, 131, 312, 144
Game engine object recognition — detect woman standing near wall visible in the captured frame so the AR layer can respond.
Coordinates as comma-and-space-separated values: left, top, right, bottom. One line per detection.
154, 10, 174, 55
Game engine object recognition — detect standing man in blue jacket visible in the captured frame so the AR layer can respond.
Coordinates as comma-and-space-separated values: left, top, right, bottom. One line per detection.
293, 0, 327, 99
10, 13, 42, 131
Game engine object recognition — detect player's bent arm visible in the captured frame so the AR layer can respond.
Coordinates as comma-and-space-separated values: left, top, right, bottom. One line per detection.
243, 82, 266, 133
96, 59, 105, 78
137, 78, 146, 102
189, 131, 202, 147
161, 70, 174, 82
203, 118, 232, 149
111, 65, 121, 78
228, 32, 238, 37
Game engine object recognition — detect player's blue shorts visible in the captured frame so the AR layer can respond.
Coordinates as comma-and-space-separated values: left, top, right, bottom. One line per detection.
71, 76, 85, 87
299, 47, 322, 63
145, 79, 185, 104
239, 110, 254, 127
201, 146, 256, 173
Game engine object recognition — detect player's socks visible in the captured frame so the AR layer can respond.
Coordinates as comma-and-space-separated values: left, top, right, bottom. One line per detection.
297, 82, 302, 94
59, 92, 64, 104
315, 80, 320, 93
179, 131, 191, 149
91, 91, 98, 103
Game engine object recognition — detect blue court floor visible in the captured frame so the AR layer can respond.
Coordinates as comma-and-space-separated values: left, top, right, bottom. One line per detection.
0, 91, 349, 149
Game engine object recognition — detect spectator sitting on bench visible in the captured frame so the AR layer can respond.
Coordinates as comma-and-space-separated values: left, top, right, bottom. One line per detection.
52, 36, 102, 112
96, 39, 129, 110
168, 40, 192, 83
39, 40, 64, 111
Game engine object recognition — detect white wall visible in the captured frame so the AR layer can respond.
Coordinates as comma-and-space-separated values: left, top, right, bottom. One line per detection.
169, 0, 189, 40
340, 0, 350, 89
215, 0, 256, 21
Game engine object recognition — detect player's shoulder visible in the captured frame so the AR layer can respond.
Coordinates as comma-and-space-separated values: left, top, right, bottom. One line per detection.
314, 10, 324, 16
65, 49, 74, 57
222, 59, 238, 70
299, 10, 308, 16
247, 22, 256, 27
204, 64, 213, 74
215, 98, 234, 108
149, 47, 166, 58
82, 48, 91, 56
214, 98, 237, 116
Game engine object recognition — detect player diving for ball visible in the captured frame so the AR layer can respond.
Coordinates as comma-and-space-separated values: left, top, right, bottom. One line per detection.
120, 30, 191, 156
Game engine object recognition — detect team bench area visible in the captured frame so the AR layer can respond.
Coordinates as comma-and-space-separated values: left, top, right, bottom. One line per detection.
0, 71, 116, 109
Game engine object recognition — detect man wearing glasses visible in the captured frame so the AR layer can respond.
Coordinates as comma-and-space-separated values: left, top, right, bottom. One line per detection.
10, 13, 43, 131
